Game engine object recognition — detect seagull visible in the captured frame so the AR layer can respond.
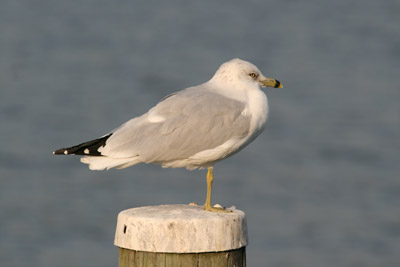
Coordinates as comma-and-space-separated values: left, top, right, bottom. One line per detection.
54, 58, 283, 212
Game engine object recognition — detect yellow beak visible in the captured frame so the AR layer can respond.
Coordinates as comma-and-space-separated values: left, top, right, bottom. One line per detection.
260, 78, 283, 88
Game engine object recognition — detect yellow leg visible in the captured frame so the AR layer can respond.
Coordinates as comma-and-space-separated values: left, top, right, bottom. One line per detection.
203, 167, 231, 212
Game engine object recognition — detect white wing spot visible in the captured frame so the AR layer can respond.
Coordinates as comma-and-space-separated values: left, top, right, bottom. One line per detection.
64, 150, 68, 155
84, 148, 90, 154
147, 113, 166, 123
148, 115, 165, 123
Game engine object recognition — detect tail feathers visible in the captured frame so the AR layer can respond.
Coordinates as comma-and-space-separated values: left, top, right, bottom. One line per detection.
80, 156, 140, 170
53, 134, 112, 156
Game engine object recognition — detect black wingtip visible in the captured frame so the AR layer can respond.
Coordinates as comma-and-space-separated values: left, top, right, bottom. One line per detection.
53, 133, 113, 156
53, 148, 68, 155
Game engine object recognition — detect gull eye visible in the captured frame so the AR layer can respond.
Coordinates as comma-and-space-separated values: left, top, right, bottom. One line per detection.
249, 73, 257, 79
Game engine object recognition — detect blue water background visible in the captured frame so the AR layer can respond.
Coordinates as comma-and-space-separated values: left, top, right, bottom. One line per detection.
1, 0, 399, 266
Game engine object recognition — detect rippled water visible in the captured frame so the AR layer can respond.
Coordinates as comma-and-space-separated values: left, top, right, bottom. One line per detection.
1, 1, 399, 266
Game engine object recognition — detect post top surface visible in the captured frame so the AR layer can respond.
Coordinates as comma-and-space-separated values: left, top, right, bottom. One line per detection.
119, 204, 244, 219
114, 204, 248, 253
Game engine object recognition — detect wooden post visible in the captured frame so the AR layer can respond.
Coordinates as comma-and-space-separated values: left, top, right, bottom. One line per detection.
114, 204, 248, 267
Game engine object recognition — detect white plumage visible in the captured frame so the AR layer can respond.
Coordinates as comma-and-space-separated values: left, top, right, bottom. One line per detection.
54, 58, 282, 171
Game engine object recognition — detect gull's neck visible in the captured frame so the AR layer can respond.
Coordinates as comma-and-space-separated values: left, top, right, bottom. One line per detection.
206, 78, 269, 135
206, 78, 261, 103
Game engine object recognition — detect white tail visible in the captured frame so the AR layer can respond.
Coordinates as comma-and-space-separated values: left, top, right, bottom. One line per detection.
80, 156, 141, 170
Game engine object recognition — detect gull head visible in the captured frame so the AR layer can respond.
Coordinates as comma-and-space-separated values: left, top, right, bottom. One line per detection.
211, 58, 283, 89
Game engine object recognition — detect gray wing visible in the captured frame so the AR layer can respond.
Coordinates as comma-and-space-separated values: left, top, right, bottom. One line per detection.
100, 87, 251, 163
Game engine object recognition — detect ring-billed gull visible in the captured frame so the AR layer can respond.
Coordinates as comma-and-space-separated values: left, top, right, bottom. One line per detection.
54, 58, 283, 212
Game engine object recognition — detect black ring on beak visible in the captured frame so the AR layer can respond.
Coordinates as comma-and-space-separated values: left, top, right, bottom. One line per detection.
274, 80, 281, 88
